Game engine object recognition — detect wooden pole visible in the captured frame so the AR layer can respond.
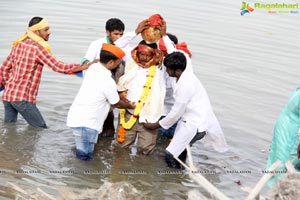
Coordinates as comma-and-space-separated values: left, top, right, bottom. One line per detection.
245, 160, 282, 200
186, 145, 196, 170
37, 188, 57, 200
7, 182, 28, 195
285, 160, 296, 173
174, 147, 231, 200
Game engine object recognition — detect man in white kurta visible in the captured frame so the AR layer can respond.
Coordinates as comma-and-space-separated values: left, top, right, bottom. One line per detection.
144, 51, 228, 167
158, 32, 193, 138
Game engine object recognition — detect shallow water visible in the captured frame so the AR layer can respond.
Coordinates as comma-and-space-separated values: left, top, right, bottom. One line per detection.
0, 0, 300, 199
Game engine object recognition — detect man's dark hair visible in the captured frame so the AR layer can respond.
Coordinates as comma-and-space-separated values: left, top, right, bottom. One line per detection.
28, 17, 43, 27
163, 52, 186, 71
139, 40, 157, 49
100, 50, 119, 63
105, 18, 125, 32
167, 33, 178, 45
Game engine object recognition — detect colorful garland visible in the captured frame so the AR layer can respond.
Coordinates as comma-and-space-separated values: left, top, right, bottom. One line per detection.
117, 65, 156, 143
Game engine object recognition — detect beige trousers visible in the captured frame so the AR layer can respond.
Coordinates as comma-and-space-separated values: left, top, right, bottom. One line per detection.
119, 112, 157, 155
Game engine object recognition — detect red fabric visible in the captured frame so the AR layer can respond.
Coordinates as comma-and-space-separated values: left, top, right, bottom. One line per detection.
176, 42, 192, 58
131, 44, 163, 67
148, 14, 163, 27
158, 38, 167, 52
159, 38, 192, 58
137, 44, 155, 54
0, 39, 80, 104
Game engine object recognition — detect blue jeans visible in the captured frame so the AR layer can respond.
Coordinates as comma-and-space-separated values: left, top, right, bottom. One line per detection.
72, 127, 99, 160
159, 116, 177, 138
3, 101, 47, 128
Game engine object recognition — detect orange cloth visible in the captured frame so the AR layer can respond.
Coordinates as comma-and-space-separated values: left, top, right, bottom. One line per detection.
148, 14, 164, 27
102, 43, 125, 59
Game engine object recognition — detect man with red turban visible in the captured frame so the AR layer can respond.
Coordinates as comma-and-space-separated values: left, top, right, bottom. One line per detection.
115, 16, 166, 155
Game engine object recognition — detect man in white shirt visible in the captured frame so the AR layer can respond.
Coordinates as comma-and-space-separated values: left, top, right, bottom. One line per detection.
82, 18, 128, 138
144, 51, 228, 168
67, 44, 135, 160
158, 33, 193, 139
116, 39, 165, 155
82, 18, 133, 81
83, 18, 125, 64
108, 16, 166, 155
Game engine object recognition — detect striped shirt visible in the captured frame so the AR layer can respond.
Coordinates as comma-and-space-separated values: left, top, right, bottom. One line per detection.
0, 39, 80, 104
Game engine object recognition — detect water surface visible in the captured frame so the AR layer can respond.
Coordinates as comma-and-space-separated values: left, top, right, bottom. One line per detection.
0, 0, 300, 199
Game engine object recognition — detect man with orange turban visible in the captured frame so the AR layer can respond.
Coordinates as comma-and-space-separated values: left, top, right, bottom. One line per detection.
81, 18, 127, 138
0, 16, 89, 128
67, 44, 135, 160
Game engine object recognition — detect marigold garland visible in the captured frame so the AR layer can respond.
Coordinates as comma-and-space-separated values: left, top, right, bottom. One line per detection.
117, 65, 156, 143
117, 125, 126, 143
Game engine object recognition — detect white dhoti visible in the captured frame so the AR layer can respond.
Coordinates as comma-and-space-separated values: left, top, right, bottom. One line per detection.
166, 120, 197, 158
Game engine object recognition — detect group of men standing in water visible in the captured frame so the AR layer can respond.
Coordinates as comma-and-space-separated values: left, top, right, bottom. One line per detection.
0, 14, 228, 169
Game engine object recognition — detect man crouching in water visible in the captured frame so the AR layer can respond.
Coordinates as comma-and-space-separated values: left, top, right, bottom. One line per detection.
144, 52, 228, 168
